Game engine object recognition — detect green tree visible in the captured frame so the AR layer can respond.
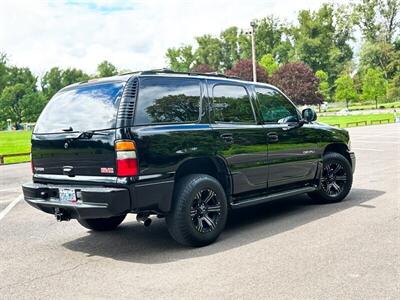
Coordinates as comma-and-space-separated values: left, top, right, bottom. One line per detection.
194, 35, 223, 71
387, 72, 400, 100
97, 60, 118, 77
292, 4, 354, 90
379, 0, 399, 43
355, 0, 381, 42
42, 67, 89, 99
20, 91, 47, 122
165, 45, 195, 72
61, 68, 89, 87
259, 54, 278, 75
41, 67, 63, 99
219, 27, 241, 70
0, 83, 44, 127
6, 66, 37, 91
359, 41, 399, 80
239, 16, 293, 64
315, 70, 330, 102
334, 74, 357, 108
356, 0, 399, 43
362, 68, 387, 108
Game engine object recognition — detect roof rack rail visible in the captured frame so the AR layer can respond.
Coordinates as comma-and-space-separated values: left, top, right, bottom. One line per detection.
139, 68, 240, 80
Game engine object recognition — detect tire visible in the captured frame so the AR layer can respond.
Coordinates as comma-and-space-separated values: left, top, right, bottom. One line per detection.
308, 152, 353, 203
77, 214, 126, 231
166, 174, 228, 247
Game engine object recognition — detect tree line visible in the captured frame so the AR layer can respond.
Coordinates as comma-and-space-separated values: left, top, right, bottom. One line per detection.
166, 0, 399, 107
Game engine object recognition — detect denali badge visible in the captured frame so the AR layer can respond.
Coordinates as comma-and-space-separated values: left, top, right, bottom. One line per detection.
100, 167, 114, 174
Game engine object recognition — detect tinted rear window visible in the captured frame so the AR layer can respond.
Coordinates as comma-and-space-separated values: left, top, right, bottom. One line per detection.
135, 77, 201, 125
34, 82, 124, 134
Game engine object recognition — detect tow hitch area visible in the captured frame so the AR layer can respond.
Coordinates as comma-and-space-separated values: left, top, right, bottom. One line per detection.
54, 208, 70, 222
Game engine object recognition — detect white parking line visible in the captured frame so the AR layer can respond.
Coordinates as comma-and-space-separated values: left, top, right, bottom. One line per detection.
0, 195, 22, 221
352, 140, 400, 144
352, 147, 384, 152
0, 187, 20, 193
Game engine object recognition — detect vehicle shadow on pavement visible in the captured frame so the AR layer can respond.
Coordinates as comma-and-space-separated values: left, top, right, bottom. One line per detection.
63, 188, 384, 264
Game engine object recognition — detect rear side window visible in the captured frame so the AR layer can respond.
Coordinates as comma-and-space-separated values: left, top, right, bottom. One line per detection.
212, 84, 254, 123
135, 77, 201, 125
255, 87, 299, 123
34, 82, 124, 134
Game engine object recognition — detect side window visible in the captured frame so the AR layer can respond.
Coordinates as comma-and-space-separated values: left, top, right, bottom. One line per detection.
135, 77, 201, 125
212, 84, 255, 123
255, 87, 299, 123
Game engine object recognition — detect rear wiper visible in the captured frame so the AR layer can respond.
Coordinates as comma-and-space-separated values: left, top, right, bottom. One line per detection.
67, 130, 108, 141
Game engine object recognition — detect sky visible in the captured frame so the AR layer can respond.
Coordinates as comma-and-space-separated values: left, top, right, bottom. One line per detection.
0, 0, 350, 77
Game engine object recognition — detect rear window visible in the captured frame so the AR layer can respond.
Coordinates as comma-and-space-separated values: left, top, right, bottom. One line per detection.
34, 82, 124, 134
135, 77, 201, 125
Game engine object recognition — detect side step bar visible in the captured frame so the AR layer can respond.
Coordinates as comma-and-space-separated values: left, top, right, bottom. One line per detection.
230, 186, 317, 209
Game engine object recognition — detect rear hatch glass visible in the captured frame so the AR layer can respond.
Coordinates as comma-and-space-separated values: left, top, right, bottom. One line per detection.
34, 82, 124, 134
32, 82, 125, 177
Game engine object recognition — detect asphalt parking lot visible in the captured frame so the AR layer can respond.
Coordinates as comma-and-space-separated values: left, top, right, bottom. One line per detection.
0, 124, 399, 299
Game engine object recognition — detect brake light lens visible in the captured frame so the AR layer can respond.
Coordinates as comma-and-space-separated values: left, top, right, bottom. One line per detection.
115, 140, 138, 176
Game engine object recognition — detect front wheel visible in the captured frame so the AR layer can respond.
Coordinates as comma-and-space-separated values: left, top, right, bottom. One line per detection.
166, 174, 228, 247
308, 152, 353, 203
77, 214, 126, 231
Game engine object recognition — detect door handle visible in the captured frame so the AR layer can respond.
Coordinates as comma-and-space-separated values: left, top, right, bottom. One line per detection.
220, 133, 234, 144
267, 132, 279, 143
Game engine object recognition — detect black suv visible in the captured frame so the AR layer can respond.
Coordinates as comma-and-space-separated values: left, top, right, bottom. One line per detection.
23, 70, 356, 247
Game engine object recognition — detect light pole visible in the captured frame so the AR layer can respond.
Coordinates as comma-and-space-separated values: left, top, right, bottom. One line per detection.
250, 21, 257, 82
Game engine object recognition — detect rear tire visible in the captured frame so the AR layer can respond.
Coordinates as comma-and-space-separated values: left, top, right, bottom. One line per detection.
308, 152, 353, 203
77, 214, 126, 231
166, 174, 228, 247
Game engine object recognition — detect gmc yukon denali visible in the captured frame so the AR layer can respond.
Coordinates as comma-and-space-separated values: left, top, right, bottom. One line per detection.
22, 70, 356, 247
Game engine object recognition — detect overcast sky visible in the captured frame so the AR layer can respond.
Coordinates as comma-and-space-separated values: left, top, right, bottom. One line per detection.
0, 0, 349, 77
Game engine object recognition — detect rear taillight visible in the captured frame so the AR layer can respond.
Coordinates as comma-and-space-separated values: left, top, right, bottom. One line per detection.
115, 140, 138, 177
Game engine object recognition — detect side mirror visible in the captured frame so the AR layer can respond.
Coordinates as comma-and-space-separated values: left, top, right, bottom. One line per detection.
302, 108, 317, 122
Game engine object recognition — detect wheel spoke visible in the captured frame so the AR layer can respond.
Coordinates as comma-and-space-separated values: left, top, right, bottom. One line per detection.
197, 217, 204, 232
195, 191, 202, 201
326, 183, 334, 195
203, 215, 216, 229
331, 182, 341, 192
190, 209, 197, 217
203, 190, 215, 204
332, 164, 343, 175
207, 204, 221, 213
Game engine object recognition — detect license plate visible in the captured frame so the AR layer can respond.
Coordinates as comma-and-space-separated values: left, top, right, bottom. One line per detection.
59, 189, 77, 203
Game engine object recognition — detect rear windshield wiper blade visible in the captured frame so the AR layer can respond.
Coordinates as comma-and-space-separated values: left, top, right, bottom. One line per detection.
67, 130, 108, 141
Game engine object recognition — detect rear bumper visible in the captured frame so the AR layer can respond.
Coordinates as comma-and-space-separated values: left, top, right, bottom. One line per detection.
22, 182, 130, 219
349, 151, 356, 173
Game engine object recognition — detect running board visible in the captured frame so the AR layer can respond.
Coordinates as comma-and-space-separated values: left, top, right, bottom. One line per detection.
230, 186, 317, 209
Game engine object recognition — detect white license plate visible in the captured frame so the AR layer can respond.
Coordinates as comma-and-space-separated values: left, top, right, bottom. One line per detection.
59, 189, 77, 203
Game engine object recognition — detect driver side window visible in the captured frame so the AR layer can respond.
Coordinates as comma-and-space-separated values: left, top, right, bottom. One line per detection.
255, 87, 299, 123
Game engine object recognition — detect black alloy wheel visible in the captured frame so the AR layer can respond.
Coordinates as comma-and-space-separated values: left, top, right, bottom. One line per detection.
320, 162, 348, 197
190, 188, 222, 233
166, 174, 228, 247
308, 152, 353, 203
